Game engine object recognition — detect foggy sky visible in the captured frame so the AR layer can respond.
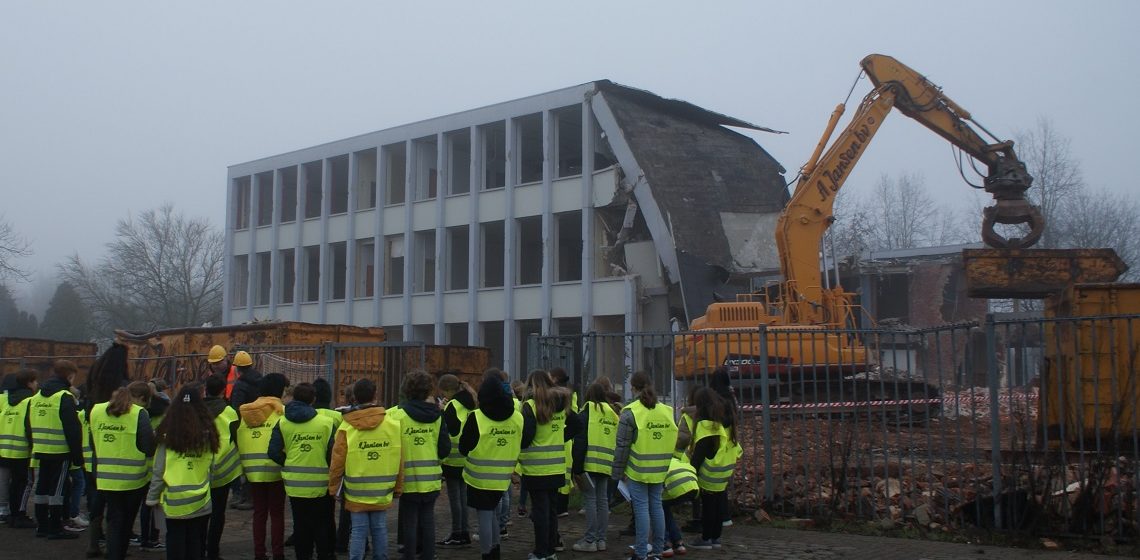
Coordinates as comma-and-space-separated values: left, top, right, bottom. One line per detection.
3, 1, 1138, 313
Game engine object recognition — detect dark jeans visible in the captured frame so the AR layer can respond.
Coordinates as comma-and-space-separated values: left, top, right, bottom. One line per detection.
444, 475, 468, 535
33, 455, 70, 534
527, 487, 559, 558
1, 458, 29, 517
289, 495, 335, 560
104, 487, 146, 560
399, 491, 438, 560
663, 494, 693, 545
205, 484, 231, 559
700, 490, 727, 542
139, 503, 157, 542
336, 497, 350, 551
250, 480, 286, 559
165, 515, 208, 560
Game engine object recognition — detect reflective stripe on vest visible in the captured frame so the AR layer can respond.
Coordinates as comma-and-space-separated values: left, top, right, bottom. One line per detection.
462, 409, 522, 492
387, 407, 443, 494
583, 402, 618, 476
237, 409, 283, 482
278, 413, 335, 498
160, 447, 213, 517
90, 403, 150, 491
29, 390, 71, 455
663, 457, 699, 501
211, 406, 242, 488
442, 400, 470, 468
693, 420, 741, 492
519, 400, 566, 477
342, 417, 401, 506
623, 400, 677, 484
0, 395, 31, 460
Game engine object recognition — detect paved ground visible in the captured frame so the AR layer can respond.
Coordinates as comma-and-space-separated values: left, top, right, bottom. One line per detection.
5, 491, 1135, 560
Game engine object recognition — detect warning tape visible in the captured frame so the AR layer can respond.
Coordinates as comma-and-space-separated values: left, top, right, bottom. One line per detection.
738, 392, 1039, 412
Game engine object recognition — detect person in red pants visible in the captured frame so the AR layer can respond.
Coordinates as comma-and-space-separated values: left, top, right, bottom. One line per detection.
237, 372, 289, 560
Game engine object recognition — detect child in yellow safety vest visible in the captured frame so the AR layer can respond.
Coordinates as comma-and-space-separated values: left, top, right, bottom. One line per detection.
570, 376, 620, 553
238, 373, 289, 560
328, 378, 404, 560
458, 369, 523, 560
437, 373, 477, 547
1, 369, 38, 529
146, 385, 219, 560
388, 370, 450, 560
686, 387, 742, 550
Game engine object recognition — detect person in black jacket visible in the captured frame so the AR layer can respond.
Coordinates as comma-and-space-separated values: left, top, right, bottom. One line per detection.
203, 374, 240, 560
227, 352, 262, 411
458, 370, 519, 560
27, 360, 84, 539
438, 374, 477, 547
394, 371, 450, 560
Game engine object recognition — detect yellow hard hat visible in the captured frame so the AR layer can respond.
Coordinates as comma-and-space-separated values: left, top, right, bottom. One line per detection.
233, 351, 253, 367
207, 345, 227, 363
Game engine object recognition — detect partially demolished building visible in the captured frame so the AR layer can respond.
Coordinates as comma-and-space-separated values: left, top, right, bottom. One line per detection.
223, 81, 788, 372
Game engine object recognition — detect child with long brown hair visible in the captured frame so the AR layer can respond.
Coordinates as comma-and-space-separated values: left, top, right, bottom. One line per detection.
570, 376, 620, 552
90, 381, 154, 560
146, 384, 219, 560
438, 373, 477, 547
519, 370, 582, 560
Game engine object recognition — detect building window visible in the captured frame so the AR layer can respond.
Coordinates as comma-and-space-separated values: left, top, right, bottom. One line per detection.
414, 136, 438, 201
481, 221, 505, 288
413, 230, 436, 293
355, 149, 377, 210
383, 143, 406, 205
412, 324, 434, 344
279, 248, 295, 305
302, 245, 320, 302
446, 225, 469, 291
480, 122, 506, 190
231, 254, 249, 308
384, 325, 404, 343
554, 105, 583, 178
330, 155, 349, 215
254, 251, 271, 306
592, 113, 617, 170
255, 172, 273, 227
516, 216, 542, 286
356, 239, 375, 298
303, 160, 323, 220
327, 241, 347, 300
385, 235, 404, 295
556, 211, 582, 282
517, 319, 542, 373
233, 177, 251, 230
446, 129, 471, 195
447, 322, 469, 345
280, 167, 298, 223
515, 113, 543, 185
481, 321, 504, 370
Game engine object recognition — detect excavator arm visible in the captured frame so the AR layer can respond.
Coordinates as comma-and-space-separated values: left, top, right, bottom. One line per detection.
775, 54, 1045, 324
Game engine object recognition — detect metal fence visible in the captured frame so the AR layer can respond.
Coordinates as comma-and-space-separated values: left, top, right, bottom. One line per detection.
527, 314, 1140, 539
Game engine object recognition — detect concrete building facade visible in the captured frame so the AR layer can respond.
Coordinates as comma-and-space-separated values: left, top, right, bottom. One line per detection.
224, 81, 789, 373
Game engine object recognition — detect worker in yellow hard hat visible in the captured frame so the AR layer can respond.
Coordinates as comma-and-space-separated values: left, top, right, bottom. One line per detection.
205, 345, 238, 400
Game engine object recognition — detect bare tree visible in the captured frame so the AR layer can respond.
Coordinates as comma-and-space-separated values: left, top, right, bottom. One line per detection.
1017, 117, 1084, 249
1052, 187, 1140, 281
61, 204, 224, 333
0, 215, 32, 282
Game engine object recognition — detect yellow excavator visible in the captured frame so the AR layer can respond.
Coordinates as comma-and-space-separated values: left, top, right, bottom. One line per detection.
674, 54, 1045, 395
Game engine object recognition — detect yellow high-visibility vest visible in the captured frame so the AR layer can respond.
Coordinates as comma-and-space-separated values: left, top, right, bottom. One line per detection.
237, 409, 283, 483
160, 446, 213, 518
462, 409, 522, 492
28, 390, 70, 455
90, 403, 149, 491
519, 400, 566, 477
692, 420, 741, 492
387, 406, 443, 494
622, 400, 677, 484
211, 406, 242, 488
278, 414, 336, 498
663, 457, 699, 501
583, 402, 619, 476
341, 416, 401, 506
441, 399, 470, 469
0, 394, 31, 460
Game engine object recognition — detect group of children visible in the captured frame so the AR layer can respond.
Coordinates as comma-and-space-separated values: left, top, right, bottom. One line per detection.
0, 347, 743, 560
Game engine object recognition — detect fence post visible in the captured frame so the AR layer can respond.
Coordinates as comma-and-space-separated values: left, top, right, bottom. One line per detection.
758, 325, 774, 504
324, 342, 335, 395
985, 313, 1003, 529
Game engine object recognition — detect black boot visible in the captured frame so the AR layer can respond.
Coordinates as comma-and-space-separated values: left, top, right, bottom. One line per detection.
34, 504, 49, 537
491, 545, 501, 560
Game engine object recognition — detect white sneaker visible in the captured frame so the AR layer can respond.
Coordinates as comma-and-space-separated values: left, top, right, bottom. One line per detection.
63, 519, 87, 532
721, 519, 732, 527
71, 515, 90, 528
572, 540, 597, 552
